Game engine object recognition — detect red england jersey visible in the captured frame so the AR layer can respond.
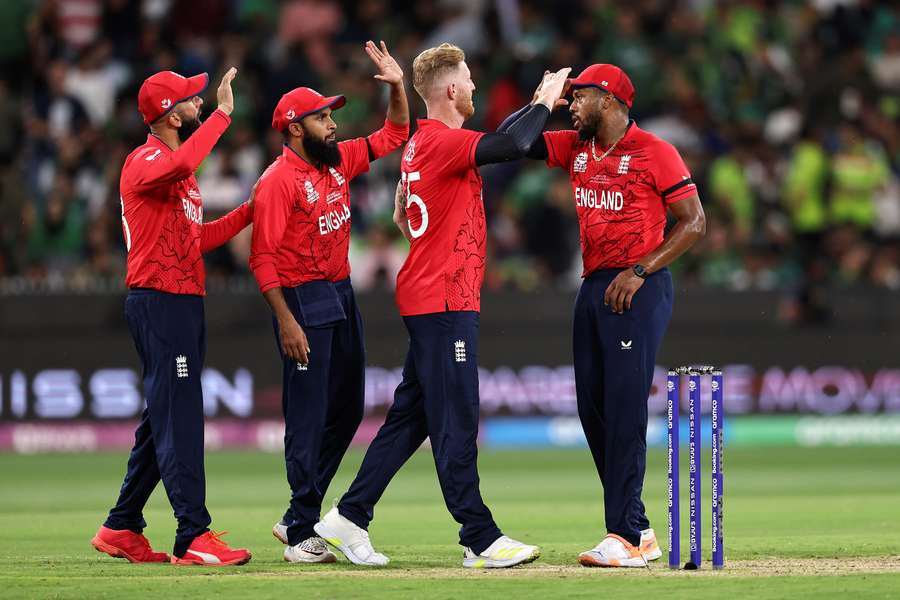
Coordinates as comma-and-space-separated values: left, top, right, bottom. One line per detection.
120, 109, 252, 295
543, 121, 697, 275
396, 119, 486, 316
249, 119, 408, 292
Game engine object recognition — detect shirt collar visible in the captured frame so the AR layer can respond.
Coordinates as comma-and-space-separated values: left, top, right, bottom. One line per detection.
147, 133, 175, 154
416, 118, 450, 130
592, 119, 637, 151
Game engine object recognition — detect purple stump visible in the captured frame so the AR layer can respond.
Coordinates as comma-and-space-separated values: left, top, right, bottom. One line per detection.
667, 370, 680, 569
712, 369, 724, 569
689, 369, 701, 568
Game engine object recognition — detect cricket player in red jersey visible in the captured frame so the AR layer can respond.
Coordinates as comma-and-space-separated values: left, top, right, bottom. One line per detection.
91, 68, 253, 566
314, 43, 570, 568
248, 41, 409, 564
502, 63, 706, 567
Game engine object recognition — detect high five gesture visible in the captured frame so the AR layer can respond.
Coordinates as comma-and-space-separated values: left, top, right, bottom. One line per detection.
365, 40, 409, 126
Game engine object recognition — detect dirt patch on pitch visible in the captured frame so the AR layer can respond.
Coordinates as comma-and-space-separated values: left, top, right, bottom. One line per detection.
246, 556, 900, 579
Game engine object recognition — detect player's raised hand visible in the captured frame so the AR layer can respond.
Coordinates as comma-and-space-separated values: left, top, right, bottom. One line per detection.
216, 67, 238, 115
534, 68, 572, 111
366, 40, 404, 86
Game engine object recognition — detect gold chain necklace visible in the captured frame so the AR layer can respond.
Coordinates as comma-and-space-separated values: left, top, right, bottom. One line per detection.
590, 129, 626, 162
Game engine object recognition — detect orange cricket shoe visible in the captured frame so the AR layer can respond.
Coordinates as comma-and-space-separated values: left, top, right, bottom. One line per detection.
171, 531, 252, 566
91, 525, 170, 563
640, 528, 663, 561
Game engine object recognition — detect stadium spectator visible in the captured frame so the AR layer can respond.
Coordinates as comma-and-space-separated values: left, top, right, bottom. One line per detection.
4, 0, 899, 315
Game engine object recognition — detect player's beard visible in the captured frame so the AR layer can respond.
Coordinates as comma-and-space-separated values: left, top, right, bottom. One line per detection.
577, 112, 601, 142
302, 128, 341, 168
456, 93, 475, 120
177, 113, 202, 143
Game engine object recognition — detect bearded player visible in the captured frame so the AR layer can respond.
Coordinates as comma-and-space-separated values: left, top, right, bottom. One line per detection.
91, 68, 253, 566
314, 43, 570, 569
249, 41, 409, 564
501, 64, 706, 567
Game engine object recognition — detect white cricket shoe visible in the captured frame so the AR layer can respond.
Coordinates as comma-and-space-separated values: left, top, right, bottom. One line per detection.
313, 507, 389, 566
272, 521, 289, 544
640, 528, 662, 561
578, 533, 649, 568
462, 535, 541, 568
284, 536, 337, 563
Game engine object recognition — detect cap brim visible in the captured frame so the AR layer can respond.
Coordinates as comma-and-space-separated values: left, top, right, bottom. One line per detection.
181, 73, 210, 101
567, 81, 630, 107
153, 73, 210, 124
295, 95, 346, 123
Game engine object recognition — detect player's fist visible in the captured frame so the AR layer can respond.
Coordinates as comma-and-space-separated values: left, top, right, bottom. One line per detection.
216, 67, 238, 115
366, 40, 404, 85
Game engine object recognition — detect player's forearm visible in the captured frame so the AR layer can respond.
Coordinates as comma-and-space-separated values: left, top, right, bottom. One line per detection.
386, 81, 409, 126
262, 287, 295, 325
200, 201, 252, 253
474, 105, 550, 166
392, 180, 413, 242
497, 104, 530, 132
638, 207, 706, 273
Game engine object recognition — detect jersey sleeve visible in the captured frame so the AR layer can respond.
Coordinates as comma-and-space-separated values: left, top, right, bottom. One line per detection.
126, 109, 231, 193
543, 130, 578, 169
651, 140, 698, 204
338, 137, 371, 181
249, 169, 294, 293
200, 201, 252, 253
337, 119, 409, 181
435, 128, 484, 174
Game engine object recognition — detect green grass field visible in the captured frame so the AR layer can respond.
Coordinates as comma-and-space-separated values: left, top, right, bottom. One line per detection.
1, 446, 899, 599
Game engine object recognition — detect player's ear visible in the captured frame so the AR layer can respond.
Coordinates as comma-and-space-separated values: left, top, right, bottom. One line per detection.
447, 82, 456, 100
167, 111, 182, 130
288, 122, 303, 140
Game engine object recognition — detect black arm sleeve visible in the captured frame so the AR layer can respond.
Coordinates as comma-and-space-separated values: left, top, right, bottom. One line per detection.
493, 103, 550, 161
474, 104, 551, 166
497, 104, 531, 132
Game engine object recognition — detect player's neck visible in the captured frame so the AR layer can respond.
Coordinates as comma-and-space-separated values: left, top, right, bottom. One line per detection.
426, 103, 465, 129
595, 114, 629, 147
150, 128, 181, 151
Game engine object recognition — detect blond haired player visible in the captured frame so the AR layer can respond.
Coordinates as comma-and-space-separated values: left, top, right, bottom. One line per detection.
315, 44, 569, 568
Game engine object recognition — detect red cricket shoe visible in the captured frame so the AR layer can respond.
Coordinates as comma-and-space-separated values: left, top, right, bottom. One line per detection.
91, 525, 170, 563
171, 531, 252, 566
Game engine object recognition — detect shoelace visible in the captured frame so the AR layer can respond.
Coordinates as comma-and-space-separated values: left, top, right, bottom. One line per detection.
299, 537, 327, 553
136, 534, 154, 551
203, 530, 231, 549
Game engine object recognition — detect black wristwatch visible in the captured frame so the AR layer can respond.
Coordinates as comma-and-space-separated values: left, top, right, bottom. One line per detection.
632, 264, 648, 279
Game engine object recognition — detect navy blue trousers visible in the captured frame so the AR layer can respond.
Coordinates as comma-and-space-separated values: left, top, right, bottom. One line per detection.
276, 279, 365, 545
573, 268, 673, 547
105, 289, 211, 557
338, 311, 502, 554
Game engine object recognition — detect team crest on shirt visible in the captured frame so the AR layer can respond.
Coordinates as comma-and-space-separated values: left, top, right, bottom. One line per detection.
329, 167, 345, 185
304, 180, 319, 203
573, 152, 588, 173
617, 155, 631, 174
403, 140, 416, 163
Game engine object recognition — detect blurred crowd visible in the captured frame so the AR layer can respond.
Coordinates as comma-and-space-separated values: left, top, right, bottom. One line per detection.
1, 0, 898, 318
